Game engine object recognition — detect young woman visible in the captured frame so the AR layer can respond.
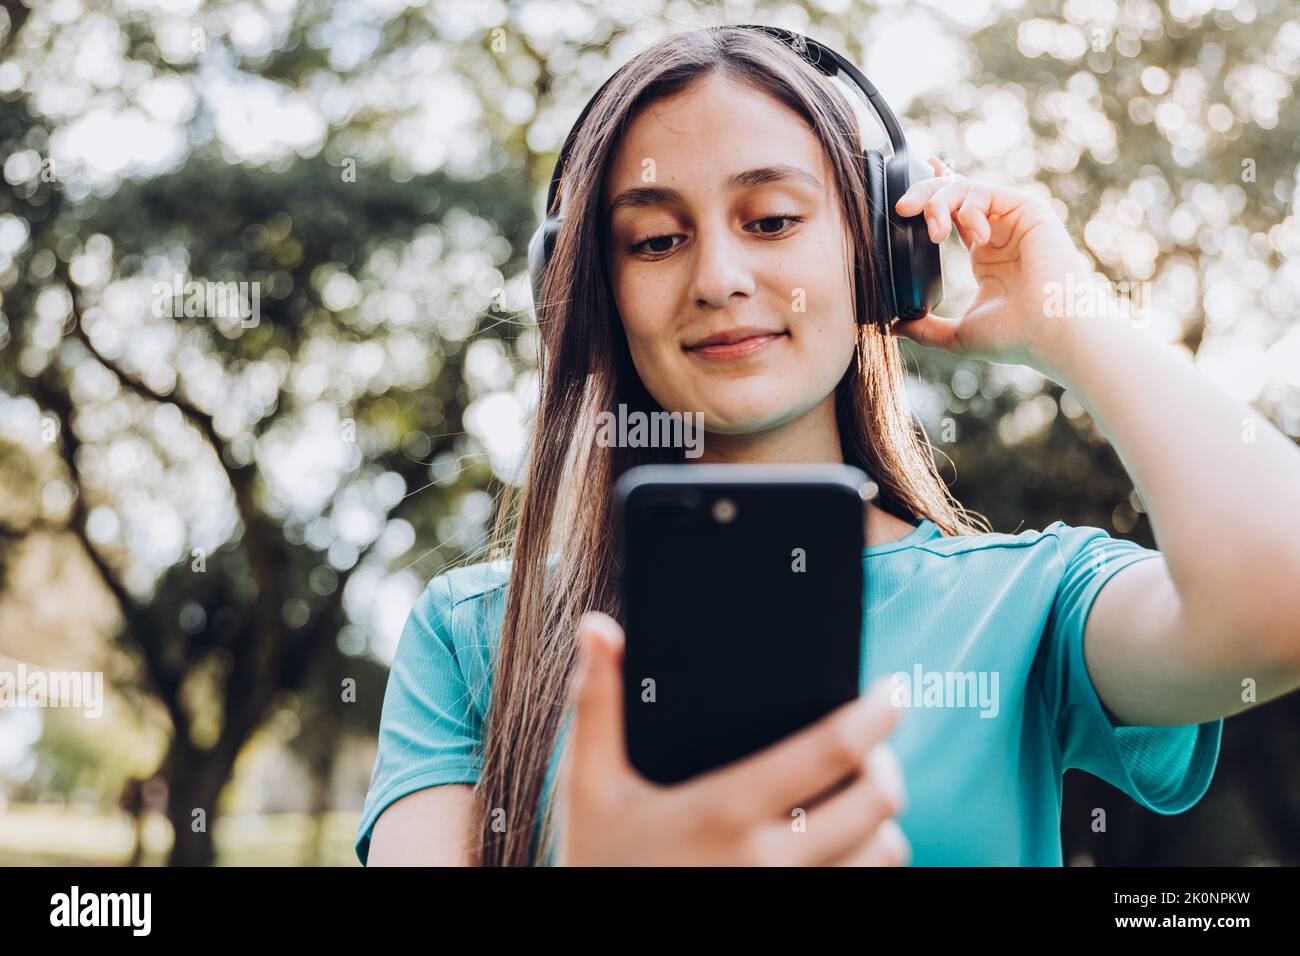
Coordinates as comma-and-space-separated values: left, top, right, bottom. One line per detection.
357, 26, 1300, 867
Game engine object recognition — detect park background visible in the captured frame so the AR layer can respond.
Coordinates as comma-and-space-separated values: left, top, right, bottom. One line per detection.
1, 0, 1298, 865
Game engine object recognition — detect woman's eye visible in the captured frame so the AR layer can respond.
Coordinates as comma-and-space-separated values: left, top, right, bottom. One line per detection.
631, 234, 683, 256
747, 215, 803, 236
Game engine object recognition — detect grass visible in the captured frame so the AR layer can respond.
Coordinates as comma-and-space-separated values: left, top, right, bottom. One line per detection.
0, 804, 363, 866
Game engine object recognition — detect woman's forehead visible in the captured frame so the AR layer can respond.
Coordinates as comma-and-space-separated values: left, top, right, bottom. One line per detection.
601, 73, 828, 198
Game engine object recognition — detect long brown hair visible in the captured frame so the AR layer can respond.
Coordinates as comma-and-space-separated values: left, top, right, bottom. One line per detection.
472, 25, 988, 866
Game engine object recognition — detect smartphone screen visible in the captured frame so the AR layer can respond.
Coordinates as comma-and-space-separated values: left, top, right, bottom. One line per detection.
616, 464, 870, 785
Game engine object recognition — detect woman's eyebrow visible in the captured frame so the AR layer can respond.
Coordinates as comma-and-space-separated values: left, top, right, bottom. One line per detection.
606, 165, 822, 219
725, 164, 823, 191
607, 186, 679, 218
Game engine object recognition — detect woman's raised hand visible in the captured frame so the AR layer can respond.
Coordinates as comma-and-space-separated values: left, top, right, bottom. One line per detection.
553, 611, 910, 866
892, 156, 1095, 373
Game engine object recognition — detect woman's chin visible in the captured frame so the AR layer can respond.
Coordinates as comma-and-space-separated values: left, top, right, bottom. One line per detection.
693, 399, 804, 435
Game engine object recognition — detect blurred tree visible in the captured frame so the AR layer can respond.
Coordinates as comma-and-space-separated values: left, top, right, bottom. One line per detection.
0, 0, 532, 863
1, 0, 1297, 867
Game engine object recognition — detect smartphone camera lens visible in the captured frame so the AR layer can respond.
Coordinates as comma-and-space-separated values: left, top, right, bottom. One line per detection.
711, 497, 737, 524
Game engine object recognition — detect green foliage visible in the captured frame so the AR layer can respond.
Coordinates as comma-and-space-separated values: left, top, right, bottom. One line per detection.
1, 0, 1296, 865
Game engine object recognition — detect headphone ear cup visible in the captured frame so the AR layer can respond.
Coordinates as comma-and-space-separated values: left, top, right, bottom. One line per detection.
863, 149, 895, 329
885, 153, 944, 321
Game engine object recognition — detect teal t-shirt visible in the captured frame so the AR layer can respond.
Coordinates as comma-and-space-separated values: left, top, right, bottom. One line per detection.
355, 518, 1222, 866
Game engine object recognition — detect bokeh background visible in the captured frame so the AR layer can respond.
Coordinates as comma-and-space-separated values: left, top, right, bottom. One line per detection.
1, 0, 1298, 865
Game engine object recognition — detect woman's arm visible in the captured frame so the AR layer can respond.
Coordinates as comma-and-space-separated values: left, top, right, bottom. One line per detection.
366, 784, 479, 866
1029, 306, 1300, 726
894, 160, 1300, 727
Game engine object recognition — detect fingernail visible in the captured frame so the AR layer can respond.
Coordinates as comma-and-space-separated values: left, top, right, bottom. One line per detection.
866, 677, 901, 721
882, 819, 911, 864
586, 611, 624, 655
585, 613, 610, 654
869, 743, 907, 811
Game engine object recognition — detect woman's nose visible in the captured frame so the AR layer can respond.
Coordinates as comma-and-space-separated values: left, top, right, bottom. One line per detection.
689, 224, 757, 309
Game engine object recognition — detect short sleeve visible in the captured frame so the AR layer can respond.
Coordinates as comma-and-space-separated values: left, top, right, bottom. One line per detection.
354, 575, 484, 865
1034, 523, 1222, 815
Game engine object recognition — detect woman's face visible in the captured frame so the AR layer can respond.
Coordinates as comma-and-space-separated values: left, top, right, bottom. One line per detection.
602, 72, 858, 435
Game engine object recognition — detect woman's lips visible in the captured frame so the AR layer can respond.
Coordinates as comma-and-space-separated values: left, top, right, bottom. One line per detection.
685, 332, 787, 360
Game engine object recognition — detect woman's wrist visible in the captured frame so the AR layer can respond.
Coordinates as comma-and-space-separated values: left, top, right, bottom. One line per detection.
1023, 278, 1150, 389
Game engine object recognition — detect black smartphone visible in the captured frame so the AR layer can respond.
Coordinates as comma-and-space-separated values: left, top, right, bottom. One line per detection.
614, 463, 872, 786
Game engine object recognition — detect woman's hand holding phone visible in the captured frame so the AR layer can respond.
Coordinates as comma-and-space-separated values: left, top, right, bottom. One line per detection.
553, 611, 910, 866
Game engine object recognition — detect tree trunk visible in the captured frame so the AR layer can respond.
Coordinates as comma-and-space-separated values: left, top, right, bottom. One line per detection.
163, 738, 240, 867
301, 765, 333, 867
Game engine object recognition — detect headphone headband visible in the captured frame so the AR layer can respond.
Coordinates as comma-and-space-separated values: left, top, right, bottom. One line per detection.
737, 26, 909, 156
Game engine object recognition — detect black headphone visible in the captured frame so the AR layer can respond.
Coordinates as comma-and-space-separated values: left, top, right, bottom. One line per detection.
526, 24, 943, 331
